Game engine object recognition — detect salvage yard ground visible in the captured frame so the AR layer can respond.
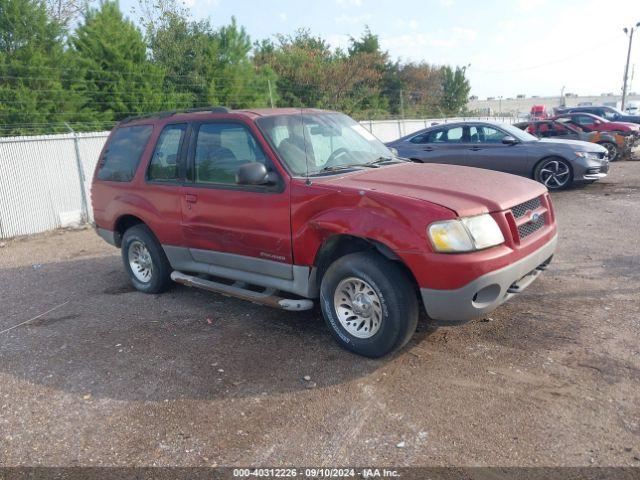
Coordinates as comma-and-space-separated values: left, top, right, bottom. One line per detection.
1, 162, 639, 467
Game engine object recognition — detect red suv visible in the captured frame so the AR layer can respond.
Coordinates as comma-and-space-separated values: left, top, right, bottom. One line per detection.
92, 107, 558, 357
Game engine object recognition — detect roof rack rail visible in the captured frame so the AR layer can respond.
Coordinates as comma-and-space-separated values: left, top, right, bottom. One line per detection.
119, 106, 231, 124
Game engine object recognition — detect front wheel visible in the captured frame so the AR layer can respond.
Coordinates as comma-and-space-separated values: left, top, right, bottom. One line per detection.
534, 157, 573, 190
320, 251, 419, 358
598, 141, 619, 161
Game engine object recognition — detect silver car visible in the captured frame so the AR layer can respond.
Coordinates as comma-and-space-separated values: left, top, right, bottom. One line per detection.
386, 121, 609, 190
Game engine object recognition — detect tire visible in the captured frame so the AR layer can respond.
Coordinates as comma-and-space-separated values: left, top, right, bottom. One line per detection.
121, 224, 172, 294
598, 141, 619, 161
319, 251, 419, 358
534, 157, 573, 190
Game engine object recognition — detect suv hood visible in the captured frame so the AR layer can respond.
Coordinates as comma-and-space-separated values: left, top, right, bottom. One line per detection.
321, 163, 547, 217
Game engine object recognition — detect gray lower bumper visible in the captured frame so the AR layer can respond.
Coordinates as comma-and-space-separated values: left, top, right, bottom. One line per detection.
582, 172, 608, 181
96, 227, 118, 247
420, 234, 558, 322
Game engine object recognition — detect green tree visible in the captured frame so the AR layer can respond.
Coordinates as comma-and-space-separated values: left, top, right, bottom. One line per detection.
254, 28, 383, 116
210, 17, 276, 108
70, 1, 170, 122
439, 65, 471, 115
0, 0, 78, 134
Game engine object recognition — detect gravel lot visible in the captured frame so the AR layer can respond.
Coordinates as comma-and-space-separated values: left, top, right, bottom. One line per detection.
1, 162, 639, 468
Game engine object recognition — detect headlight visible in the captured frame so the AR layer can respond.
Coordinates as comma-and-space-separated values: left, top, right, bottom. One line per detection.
575, 151, 599, 159
428, 214, 505, 253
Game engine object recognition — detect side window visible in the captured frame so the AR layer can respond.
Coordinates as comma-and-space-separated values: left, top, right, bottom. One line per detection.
479, 126, 506, 143
469, 126, 481, 142
147, 124, 186, 181
429, 129, 447, 143
97, 125, 153, 182
194, 123, 267, 185
576, 115, 594, 125
409, 133, 430, 144
443, 126, 464, 143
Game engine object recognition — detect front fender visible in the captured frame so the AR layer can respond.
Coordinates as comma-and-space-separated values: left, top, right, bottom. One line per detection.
291, 182, 455, 271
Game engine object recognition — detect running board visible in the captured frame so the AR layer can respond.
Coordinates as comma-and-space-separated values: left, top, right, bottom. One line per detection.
170, 271, 314, 311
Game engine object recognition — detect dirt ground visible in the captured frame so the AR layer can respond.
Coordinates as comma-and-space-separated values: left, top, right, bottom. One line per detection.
0, 162, 639, 468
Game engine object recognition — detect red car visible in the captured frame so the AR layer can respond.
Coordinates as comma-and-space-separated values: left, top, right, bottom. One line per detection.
552, 112, 640, 140
92, 107, 557, 357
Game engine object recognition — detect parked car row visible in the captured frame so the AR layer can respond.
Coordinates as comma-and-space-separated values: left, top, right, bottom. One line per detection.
386, 121, 610, 190
92, 107, 558, 358
525, 104, 640, 161
513, 119, 633, 161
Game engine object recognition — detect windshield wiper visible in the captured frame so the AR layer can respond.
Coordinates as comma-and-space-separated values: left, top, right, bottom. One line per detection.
319, 164, 363, 173
318, 157, 406, 174
361, 156, 408, 167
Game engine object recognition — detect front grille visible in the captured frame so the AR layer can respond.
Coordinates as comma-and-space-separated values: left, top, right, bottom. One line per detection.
518, 213, 546, 239
510, 196, 547, 240
511, 197, 541, 219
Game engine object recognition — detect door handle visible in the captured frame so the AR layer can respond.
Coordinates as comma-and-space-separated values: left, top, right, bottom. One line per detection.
185, 194, 198, 203
422, 147, 434, 151
469, 147, 483, 151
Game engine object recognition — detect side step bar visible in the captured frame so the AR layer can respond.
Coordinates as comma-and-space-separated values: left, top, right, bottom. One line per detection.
170, 271, 314, 311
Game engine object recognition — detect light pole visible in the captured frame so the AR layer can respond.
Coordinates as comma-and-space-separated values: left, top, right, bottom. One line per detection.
621, 22, 640, 111
498, 96, 503, 117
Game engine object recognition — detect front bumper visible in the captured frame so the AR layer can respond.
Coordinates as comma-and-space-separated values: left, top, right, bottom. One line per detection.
420, 234, 557, 321
576, 157, 609, 181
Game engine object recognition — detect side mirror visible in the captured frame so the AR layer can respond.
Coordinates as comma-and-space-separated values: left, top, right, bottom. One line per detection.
502, 135, 518, 145
236, 162, 277, 186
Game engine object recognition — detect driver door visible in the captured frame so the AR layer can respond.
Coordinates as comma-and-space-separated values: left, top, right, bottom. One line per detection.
465, 125, 529, 176
180, 120, 293, 266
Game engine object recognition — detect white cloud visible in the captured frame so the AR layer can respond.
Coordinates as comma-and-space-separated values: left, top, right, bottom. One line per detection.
439, 0, 454, 6
335, 13, 372, 24
452, 27, 477, 41
277, 12, 287, 22
336, 0, 363, 6
516, 0, 546, 11
326, 33, 351, 51
394, 18, 420, 30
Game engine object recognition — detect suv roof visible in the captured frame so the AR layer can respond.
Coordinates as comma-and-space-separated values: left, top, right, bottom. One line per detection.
120, 106, 331, 125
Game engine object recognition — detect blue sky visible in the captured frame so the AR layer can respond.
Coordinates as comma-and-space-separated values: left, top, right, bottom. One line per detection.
119, 0, 640, 99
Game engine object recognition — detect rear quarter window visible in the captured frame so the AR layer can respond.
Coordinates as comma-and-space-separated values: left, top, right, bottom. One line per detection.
97, 125, 154, 182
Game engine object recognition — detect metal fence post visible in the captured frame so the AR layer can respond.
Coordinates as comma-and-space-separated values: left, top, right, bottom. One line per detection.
65, 123, 89, 223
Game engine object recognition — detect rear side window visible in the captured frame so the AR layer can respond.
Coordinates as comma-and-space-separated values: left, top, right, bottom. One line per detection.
148, 124, 186, 181
97, 125, 153, 182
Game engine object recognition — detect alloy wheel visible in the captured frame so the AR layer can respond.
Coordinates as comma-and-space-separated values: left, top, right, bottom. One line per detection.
333, 277, 383, 339
128, 240, 154, 283
539, 160, 570, 189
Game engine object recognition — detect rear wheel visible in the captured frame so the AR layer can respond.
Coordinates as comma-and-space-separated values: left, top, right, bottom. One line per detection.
121, 224, 172, 294
597, 141, 619, 161
534, 157, 573, 190
320, 251, 419, 358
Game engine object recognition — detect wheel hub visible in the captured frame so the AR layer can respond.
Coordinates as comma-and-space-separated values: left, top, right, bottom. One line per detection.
333, 277, 383, 339
128, 240, 153, 283
539, 160, 570, 188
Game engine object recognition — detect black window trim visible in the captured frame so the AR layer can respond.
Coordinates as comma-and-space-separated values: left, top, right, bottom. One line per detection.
185, 119, 284, 194
145, 122, 189, 186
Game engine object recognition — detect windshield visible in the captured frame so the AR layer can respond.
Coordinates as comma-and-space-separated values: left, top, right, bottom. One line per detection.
500, 123, 539, 142
257, 112, 394, 176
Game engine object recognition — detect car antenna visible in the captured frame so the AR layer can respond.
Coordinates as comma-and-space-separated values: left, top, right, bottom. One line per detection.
300, 108, 312, 185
